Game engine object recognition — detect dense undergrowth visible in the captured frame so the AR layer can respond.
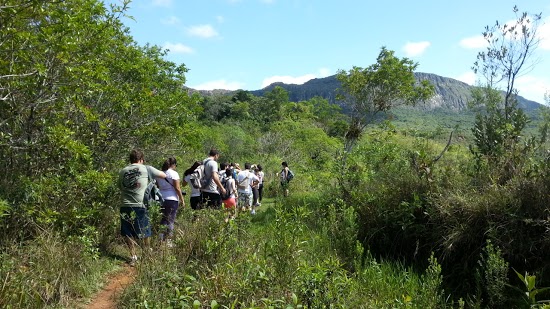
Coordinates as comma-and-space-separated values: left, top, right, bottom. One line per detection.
117, 195, 447, 309
2, 1, 550, 308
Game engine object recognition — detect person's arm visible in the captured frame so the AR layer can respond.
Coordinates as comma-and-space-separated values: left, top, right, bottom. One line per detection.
231, 179, 237, 198
213, 170, 226, 194
174, 179, 185, 206
150, 166, 167, 179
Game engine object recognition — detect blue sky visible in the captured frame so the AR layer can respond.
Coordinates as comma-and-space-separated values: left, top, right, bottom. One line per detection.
109, 0, 550, 103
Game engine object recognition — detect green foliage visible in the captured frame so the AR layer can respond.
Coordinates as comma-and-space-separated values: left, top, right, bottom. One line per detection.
0, 231, 117, 308
336, 46, 435, 150
469, 6, 544, 186
476, 240, 510, 308
324, 201, 362, 271
511, 269, 550, 307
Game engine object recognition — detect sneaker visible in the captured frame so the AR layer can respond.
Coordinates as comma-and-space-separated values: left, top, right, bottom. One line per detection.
129, 255, 138, 267
166, 239, 174, 248
251, 209, 256, 215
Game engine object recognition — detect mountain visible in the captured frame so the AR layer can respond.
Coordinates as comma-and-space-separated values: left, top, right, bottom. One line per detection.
247, 72, 542, 112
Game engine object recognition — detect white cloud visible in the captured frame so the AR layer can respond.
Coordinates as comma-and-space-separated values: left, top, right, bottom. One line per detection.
152, 0, 172, 7
163, 42, 194, 54
455, 72, 548, 103
261, 68, 332, 88
216, 15, 225, 23
459, 35, 488, 49
403, 41, 431, 57
455, 71, 477, 85
515, 75, 550, 103
192, 80, 245, 91
318, 67, 331, 77
161, 16, 180, 25
186, 24, 219, 38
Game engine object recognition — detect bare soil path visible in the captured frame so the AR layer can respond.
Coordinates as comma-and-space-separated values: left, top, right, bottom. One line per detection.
84, 265, 136, 309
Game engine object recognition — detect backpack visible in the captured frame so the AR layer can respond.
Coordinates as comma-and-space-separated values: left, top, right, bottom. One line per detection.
189, 159, 212, 190
286, 170, 295, 182
220, 176, 232, 200
237, 171, 250, 190
143, 166, 164, 207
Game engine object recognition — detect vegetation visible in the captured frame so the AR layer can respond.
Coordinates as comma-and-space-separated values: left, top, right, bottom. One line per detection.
336, 47, 435, 151
1, 1, 549, 308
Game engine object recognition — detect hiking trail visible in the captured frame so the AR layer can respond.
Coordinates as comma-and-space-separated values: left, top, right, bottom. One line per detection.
84, 265, 136, 309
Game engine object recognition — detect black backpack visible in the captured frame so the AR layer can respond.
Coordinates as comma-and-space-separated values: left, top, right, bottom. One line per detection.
143, 166, 163, 207
220, 175, 232, 200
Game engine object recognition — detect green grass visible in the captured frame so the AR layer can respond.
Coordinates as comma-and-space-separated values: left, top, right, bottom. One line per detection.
117, 194, 449, 308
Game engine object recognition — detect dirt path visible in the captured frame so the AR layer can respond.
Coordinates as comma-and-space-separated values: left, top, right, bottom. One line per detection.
84, 265, 136, 309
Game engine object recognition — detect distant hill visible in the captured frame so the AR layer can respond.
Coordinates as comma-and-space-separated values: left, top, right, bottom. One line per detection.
247, 72, 542, 112
188, 72, 542, 113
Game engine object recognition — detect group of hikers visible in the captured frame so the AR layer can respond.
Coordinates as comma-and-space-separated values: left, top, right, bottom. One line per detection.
118, 148, 294, 265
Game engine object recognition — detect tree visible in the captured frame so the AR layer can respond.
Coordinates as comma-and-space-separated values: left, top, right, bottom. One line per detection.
472, 6, 542, 118
336, 47, 434, 151
0, 0, 199, 240
469, 6, 543, 183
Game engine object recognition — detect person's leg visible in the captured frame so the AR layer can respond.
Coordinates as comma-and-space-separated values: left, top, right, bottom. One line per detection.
258, 184, 263, 204
121, 207, 140, 264
134, 207, 152, 254
190, 196, 200, 210
159, 201, 169, 240
238, 194, 247, 212
252, 187, 259, 206
160, 200, 178, 240
124, 236, 137, 259
246, 193, 256, 214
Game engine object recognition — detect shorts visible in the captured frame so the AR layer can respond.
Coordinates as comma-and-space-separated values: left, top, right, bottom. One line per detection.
238, 193, 253, 207
201, 191, 222, 209
120, 207, 151, 239
190, 195, 201, 210
223, 197, 236, 209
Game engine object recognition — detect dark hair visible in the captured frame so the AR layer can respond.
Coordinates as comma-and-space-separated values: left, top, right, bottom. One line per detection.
184, 161, 201, 176
244, 162, 251, 170
129, 149, 144, 164
226, 169, 233, 178
257, 164, 263, 171
162, 157, 177, 172
281, 161, 288, 167
209, 148, 219, 157
220, 162, 227, 170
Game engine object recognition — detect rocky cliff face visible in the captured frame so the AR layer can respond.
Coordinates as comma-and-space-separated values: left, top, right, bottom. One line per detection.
192, 72, 542, 112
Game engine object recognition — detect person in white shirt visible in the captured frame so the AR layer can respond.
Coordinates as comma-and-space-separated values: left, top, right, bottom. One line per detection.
157, 157, 185, 243
182, 161, 202, 210
236, 162, 259, 214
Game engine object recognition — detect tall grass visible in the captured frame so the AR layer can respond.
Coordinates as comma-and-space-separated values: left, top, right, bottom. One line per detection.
0, 229, 118, 308
118, 195, 448, 308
